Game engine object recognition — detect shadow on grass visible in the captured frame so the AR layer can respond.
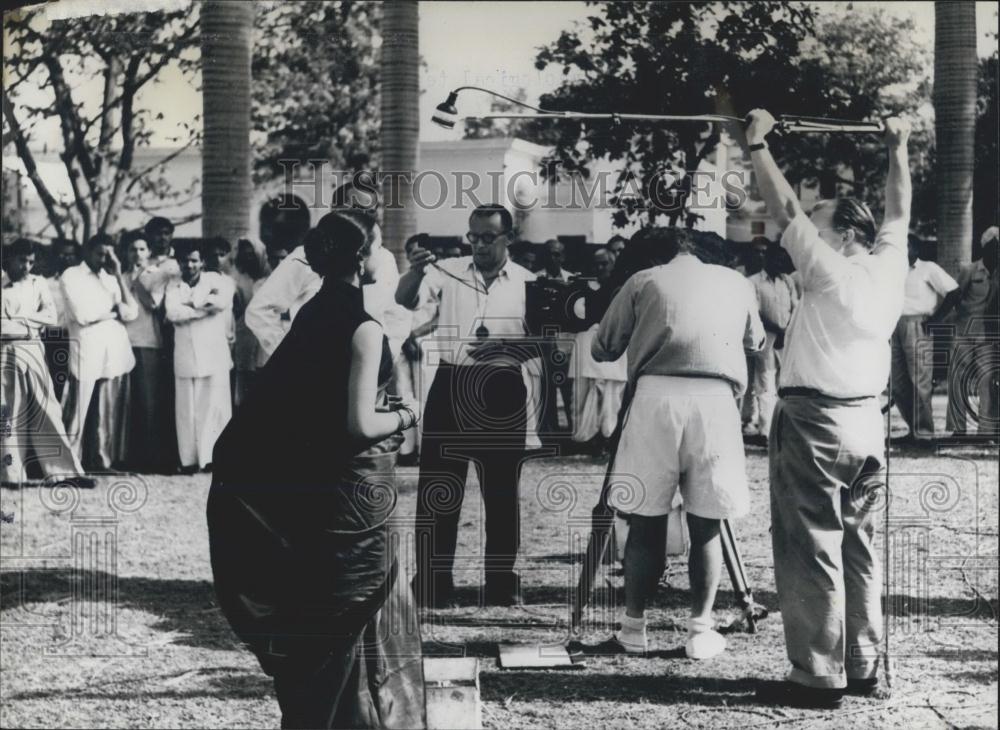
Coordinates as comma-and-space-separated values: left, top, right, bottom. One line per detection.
2, 569, 994, 654
0, 568, 236, 651
5, 667, 275, 702
480, 672, 759, 707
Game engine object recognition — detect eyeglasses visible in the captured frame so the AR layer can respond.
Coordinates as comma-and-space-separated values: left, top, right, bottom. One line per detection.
466, 231, 509, 246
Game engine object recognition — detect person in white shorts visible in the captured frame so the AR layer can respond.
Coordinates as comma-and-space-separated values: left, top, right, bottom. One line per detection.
593, 228, 765, 659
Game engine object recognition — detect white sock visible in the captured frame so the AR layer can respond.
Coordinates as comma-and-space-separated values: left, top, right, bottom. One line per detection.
688, 614, 714, 635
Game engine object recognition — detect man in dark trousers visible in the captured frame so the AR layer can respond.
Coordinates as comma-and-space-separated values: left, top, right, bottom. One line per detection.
396, 204, 537, 607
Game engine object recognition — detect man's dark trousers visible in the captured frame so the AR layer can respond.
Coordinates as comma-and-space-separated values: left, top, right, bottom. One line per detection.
414, 361, 527, 603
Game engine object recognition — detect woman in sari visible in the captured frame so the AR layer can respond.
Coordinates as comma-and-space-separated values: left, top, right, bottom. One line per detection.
207, 209, 426, 729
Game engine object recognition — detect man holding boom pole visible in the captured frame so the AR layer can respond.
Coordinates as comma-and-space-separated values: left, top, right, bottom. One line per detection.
744, 109, 911, 708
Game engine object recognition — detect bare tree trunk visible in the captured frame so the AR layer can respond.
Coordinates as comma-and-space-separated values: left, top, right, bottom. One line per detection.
201, 1, 253, 242
380, 0, 420, 271
934, 1, 977, 276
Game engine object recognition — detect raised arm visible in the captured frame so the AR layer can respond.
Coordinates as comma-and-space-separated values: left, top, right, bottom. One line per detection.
881, 117, 912, 228
395, 242, 436, 309
744, 109, 804, 230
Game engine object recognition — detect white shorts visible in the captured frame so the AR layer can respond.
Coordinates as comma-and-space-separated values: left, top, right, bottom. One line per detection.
607, 375, 750, 520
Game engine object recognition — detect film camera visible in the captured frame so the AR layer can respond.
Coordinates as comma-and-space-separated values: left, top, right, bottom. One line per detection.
525, 277, 599, 336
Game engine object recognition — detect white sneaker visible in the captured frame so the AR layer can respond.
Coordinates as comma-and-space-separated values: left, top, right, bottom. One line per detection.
613, 631, 647, 655
685, 629, 726, 659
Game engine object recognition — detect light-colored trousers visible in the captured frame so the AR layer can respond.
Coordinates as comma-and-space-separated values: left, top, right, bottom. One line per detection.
2, 340, 84, 483
890, 315, 935, 438
946, 331, 999, 436
175, 372, 232, 469
769, 394, 885, 689
61, 371, 128, 471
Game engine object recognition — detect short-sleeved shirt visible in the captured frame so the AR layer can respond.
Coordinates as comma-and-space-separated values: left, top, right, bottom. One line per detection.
420, 255, 536, 366
902, 259, 958, 317
592, 253, 765, 396
778, 213, 909, 398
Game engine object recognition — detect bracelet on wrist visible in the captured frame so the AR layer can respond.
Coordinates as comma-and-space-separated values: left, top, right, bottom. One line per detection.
748, 141, 768, 153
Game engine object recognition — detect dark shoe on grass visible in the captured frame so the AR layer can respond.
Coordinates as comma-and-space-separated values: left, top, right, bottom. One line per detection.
484, 573, 522, 606
755, 680, 843, 709
846, 677, 892, 699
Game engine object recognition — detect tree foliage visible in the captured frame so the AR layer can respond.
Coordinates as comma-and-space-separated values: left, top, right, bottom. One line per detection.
462, 87, 563, 146
2, 6, 200, 241
533, 2, 935, 228
974, 47, 998, 241
251, 0, 381, 184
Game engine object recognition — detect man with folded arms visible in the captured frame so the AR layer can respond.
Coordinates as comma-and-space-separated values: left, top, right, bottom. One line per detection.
745, 109, 911, 708
592, 227, 764, 660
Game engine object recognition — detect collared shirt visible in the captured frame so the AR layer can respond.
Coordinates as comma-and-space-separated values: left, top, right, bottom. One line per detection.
902, 258, 958, 316
954, 260, 999, 333
749, 270, 798, 330
420, 254, 536, 366
779, 212, 908, 398
593, 253, 765, 396
165, 271, 235, 378
245, 226, 398, 361
60, 262, 137, 381
1, 273, 57, 339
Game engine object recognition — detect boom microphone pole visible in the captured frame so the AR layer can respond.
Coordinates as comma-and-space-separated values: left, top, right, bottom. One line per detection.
431, 86, 886, 135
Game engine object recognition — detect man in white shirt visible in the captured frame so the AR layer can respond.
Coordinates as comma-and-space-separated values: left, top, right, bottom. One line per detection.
245, 183, 400, 362
891, 235, 959, 442
746, 111, 911, 708
2, 239, 88, 487
165, 242, 235, 472
396, 204, 538, 607
60, 234, 139, 470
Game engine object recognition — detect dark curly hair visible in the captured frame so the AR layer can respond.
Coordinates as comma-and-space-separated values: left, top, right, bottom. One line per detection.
303, 209, 376, 278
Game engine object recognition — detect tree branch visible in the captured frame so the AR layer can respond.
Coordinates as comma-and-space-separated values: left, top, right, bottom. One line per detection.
100, 56, 141, 232
124, 136, 198, 195
2, 95, 67, 240
40, 48, 97, 183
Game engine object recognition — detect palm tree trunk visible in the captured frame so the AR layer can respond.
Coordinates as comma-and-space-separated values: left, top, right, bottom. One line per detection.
934, 1, 977, 276
380, 0, 420, 270
201, 1, 254, 242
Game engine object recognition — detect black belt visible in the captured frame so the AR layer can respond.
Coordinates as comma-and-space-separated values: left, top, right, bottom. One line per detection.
778, 387, 874, 402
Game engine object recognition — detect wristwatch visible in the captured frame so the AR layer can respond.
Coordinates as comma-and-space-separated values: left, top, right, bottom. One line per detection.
749, 141, 768, 152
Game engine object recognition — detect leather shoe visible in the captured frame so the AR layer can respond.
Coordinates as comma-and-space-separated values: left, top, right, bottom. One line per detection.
755, 680, 843, 709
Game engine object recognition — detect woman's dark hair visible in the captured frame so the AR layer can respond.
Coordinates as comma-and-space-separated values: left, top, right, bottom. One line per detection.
823, 198, 878, 248
304, 209, 376, 278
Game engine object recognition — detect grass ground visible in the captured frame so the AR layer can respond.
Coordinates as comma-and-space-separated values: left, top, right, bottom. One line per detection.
1, 437, 997, 729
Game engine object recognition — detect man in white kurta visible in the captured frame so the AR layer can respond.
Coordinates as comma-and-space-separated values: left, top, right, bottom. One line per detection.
60, 236, 138, 470
165, 246, 235, 471
2, 240, 86, 485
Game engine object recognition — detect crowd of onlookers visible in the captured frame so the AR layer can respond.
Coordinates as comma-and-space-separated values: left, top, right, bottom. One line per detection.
2, 205, 996, 487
